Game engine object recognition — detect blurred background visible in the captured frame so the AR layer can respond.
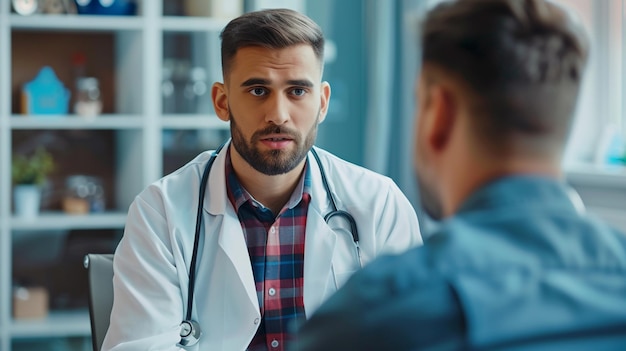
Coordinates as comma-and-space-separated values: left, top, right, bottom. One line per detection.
0, 0, 624, 350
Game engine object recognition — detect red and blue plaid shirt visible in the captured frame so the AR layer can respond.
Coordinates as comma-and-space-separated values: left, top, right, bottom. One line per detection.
225, 150, 312, 351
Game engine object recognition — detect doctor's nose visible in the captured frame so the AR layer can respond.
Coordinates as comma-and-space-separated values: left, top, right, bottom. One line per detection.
264, 95, 290, 125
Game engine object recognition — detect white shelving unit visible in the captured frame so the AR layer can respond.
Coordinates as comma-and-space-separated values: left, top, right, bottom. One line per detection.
10, 115, 143, 130
0, 1, 232, 350
10, 310, 91, 339
9, 13, 145, 30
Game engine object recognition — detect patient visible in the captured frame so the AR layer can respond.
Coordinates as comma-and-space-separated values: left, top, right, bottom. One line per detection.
293, 0, 626, 349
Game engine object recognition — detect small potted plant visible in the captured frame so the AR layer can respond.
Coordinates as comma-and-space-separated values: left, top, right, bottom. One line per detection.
12, 148, 55, 217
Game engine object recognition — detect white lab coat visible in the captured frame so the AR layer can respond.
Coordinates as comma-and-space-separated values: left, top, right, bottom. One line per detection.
102, 145, 422, 351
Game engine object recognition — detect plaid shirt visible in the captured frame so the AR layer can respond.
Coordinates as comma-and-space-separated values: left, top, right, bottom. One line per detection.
225, 150, 311, 351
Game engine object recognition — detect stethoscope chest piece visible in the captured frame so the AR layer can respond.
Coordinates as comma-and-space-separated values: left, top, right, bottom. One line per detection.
178, 319, 202, 347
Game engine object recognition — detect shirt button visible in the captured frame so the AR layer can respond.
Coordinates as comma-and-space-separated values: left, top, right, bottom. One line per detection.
253, 318, 260, 325
268, 287, 276, 296
271, 340, 279, 348
270, 226, 276, 234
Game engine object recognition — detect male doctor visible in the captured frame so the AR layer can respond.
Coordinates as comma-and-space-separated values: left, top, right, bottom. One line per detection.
102, 8, 422, 351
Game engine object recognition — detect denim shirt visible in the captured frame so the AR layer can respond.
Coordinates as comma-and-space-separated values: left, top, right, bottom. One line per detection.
295, 176, 626, 351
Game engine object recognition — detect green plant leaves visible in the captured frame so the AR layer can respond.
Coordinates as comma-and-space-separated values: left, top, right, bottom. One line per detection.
11, 148, 55, 185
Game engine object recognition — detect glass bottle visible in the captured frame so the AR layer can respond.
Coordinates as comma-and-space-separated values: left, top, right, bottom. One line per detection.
63, 175, 105, 214
162, 60, 176, 114
183, 67, 208, 114
74, 77, 102, 118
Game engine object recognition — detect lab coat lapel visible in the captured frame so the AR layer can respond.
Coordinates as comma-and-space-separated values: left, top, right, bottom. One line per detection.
303, 149, 337, 316
215, 211, 259, 312
203, 143, 259, 312
303, 211, 336, 316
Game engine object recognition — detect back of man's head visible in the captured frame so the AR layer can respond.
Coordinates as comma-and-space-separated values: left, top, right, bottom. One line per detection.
421, 0, 589, 158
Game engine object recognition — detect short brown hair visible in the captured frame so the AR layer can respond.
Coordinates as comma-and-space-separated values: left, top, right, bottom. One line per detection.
421, 0, 589, 153
220, 8, 325, 75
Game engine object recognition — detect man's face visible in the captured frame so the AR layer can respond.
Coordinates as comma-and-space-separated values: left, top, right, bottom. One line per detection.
229, 108, 320, 175
414, 73, 444, 220
217, 44, 330, 175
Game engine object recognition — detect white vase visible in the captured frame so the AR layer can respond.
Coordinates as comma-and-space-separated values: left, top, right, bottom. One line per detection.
13, 185, 42, 218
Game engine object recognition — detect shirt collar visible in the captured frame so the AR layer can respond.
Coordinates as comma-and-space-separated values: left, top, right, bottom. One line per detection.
225, 147, 312, 214
457, 175, 579, 215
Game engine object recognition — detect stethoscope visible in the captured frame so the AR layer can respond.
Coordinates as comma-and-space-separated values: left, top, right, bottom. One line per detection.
178, 142, 361, 347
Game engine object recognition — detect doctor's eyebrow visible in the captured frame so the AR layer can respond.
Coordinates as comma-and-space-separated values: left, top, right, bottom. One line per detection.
285, 79, 314, 88
241, 78, 314, 88
241, 78, 270, 87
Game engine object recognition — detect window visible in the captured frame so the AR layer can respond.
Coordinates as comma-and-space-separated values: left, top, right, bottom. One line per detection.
555, 0, 626, 168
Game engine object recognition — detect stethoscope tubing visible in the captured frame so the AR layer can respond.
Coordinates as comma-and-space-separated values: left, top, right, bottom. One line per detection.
185, 143, 225, 322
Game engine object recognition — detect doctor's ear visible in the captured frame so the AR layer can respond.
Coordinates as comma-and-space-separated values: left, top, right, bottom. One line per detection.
318, 81, 331, 124
212, 82, 230, 122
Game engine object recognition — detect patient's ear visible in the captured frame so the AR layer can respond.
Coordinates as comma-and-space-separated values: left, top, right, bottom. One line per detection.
427, 85, 456, 153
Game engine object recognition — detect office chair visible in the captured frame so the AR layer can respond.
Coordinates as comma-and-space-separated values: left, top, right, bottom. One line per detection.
84, 253, 114, 351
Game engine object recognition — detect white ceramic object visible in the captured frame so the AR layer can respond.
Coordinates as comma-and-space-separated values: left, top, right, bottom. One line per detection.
13, 185, 41, 218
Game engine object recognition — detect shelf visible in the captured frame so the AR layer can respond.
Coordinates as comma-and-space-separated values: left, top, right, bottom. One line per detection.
11, 211, 127, 231
11, 115, 229, 130
160, 16, 229, 32
161, 115, 229, 129
9, 14, 143, 31
10, 115, 143, 130
11, 309, 90, 338
588, 206, 626, 227
1, 4, 237, 349
565, 162, 626, 188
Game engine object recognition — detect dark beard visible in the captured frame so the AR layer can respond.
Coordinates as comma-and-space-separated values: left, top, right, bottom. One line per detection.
229, 109, 319, 175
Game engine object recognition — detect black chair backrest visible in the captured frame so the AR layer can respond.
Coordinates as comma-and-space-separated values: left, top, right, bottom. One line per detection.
84, 253, 114, 351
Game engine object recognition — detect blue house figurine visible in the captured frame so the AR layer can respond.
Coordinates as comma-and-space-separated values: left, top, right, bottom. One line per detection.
22, 66, 70, 115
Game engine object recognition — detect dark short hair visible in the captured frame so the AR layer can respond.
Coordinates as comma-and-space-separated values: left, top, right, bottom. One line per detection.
220, 8, 325, 76
421, 0, 589, 153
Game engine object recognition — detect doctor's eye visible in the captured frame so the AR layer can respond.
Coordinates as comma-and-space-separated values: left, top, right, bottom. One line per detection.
290, 88, 307, 97
249, 87, 268, 97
